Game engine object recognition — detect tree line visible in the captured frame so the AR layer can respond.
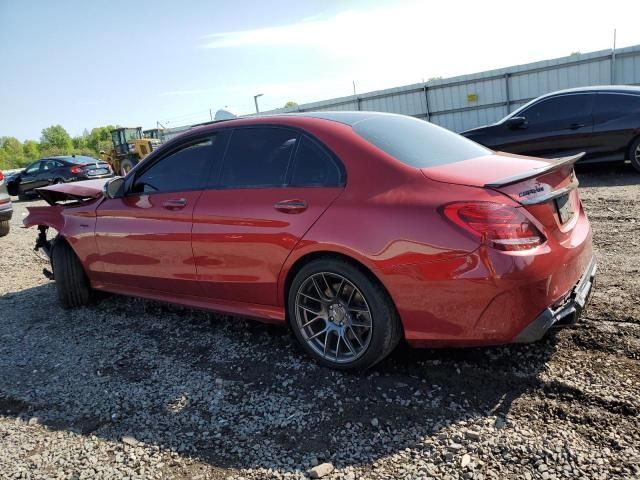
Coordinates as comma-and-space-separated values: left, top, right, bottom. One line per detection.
0, 125, 117, 171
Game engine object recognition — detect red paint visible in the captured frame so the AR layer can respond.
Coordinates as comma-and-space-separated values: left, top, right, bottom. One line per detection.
24, 114, 594, 347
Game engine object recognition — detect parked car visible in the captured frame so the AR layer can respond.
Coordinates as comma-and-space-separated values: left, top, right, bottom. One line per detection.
7, 155, 112, 199
0, 170, 13, 236
23, 112, 595, 370
461, 86, 640, 172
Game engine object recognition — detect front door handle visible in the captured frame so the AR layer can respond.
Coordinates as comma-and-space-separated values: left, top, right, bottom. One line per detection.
569, 123, 585, 130
274, 199, 308, 214
163, 198, 187, 210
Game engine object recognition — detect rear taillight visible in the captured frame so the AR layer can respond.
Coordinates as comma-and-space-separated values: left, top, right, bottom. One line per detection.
70, 164, 88, 174
0, 171, 4, 182
442, 201, 545, 251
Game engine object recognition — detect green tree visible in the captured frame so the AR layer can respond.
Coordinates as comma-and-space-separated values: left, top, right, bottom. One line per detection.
23, 140, 40, 161
40, 125, 72, 152
0, 137, 25, 169
284, 101, 298, 109
87, 126, 115, 154
72, 136, 88, 150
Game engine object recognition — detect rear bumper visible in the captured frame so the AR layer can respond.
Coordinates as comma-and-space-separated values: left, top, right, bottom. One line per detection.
514, 257, 596, 343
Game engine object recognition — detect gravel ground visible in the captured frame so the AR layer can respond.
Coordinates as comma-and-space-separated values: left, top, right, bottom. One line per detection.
0, 164, 638, 480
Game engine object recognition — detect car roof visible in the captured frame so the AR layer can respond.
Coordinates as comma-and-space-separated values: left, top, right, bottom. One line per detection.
191, 111, 404, 134
539, 85, 640, 98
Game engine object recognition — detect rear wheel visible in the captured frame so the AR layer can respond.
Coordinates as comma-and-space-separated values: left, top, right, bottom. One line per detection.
288, 258, 402, 370
52, 237, 91, 308
630, 137, 640, 173
0, 220, 9, 237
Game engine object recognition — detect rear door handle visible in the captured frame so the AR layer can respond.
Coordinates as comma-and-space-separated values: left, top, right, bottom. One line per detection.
274, 199, 308, 213
162, 198, 188, 210
569, 123, 585, 130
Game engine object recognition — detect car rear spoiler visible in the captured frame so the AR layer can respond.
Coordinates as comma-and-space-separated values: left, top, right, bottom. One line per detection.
484, 152, 585, 188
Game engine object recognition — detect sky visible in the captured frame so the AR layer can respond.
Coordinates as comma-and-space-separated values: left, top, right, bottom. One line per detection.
1, 0, 638, 141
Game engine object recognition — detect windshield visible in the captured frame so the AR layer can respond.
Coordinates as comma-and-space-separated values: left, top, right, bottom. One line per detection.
351, 114, 491, 168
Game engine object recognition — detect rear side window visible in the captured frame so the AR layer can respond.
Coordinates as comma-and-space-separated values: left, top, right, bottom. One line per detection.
220, 127, 297, 188
594, 93, 640, 120
132, 137, 218, 193
352, 114, 490, 168
290, 136, 343, 186
522, 94, 593, 123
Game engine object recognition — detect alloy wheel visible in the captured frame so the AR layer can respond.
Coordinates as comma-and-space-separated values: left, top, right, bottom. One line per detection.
294, 272, 373, 364
635, 143, 640, 163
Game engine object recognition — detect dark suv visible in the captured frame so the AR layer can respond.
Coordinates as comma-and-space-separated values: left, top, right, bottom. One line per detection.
7, 155, 112, 199
462, 86, 640, 172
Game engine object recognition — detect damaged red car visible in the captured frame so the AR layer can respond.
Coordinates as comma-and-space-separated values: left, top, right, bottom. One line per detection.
24, 112, 596, 370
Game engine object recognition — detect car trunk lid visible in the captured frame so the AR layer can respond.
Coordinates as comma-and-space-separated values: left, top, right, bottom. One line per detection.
422, 152, 585, 240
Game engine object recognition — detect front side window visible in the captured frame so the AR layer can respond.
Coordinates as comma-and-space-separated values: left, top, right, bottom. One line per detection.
352, 114, 490, 168
521, 94, 593, 124
220, 127, 298, 188
132, 137, 216, 194
290, 136, 343, 186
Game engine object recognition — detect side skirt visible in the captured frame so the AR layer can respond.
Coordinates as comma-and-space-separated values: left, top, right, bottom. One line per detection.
91, 281, 287, 325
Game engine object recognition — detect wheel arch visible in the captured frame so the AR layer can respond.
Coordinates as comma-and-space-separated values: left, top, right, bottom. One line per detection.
280, 248, 402, 331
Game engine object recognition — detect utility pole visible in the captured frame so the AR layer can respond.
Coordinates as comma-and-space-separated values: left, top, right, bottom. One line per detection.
254, 93, 264, 114
352, 81, 357, 96
209, 108, 213, 121
611, 28, 617, 84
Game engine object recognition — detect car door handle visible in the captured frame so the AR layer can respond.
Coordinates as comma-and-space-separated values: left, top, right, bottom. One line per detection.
162, 198, 188, 210
274, 199, 308, 213
569, 123, 585, 130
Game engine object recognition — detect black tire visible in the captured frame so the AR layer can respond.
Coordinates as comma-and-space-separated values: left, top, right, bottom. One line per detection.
52, 178, 63, 185
120, 158, 136, 176
17, 193, 30, 202
51, 237, 91, 308
0, 220, 9, 237
629, 137, 640, 173
287, 257, 402, 370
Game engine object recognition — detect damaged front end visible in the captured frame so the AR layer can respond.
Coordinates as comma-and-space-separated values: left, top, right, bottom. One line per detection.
23, 179, 107, 280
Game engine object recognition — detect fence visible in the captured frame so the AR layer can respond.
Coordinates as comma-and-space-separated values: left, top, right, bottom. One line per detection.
262, 44, 640, 132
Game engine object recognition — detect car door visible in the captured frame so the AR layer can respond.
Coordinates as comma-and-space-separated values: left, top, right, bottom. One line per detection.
94, 134, 227, 295
591, 92, 640, 160
18, 161, 43, 194
37, 159, 63, 187
495, 93, 595, 158
192, 127, 345, 306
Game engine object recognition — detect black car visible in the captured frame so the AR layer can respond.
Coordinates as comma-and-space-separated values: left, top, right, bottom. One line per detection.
7, 155, 113, 200
0, 170, 13, 236
461, 86, 640, 172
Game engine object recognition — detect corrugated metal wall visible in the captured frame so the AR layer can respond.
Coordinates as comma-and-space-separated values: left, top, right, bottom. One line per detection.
263, 44, 640, 132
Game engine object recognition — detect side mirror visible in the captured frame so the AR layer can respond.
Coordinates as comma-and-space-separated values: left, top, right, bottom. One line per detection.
505, 116, 528, 129
103, 176, 125, 199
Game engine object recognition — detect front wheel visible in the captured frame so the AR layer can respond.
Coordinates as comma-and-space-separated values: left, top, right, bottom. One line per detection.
52, 237, 91, 308
0, 220, 9, 237
288, 258, 402, 370
629, 137, 640, 173
120, 158, 137, 176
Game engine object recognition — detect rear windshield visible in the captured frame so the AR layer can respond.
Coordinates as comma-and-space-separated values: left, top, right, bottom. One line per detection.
352, 114, 490, 168
64, 156, 99, 164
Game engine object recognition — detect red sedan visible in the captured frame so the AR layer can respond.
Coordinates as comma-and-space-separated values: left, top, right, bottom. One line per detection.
24, 112, 596, 370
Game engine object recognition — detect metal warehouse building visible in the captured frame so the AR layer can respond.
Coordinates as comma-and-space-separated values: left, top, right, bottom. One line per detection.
262, 44, 640, 132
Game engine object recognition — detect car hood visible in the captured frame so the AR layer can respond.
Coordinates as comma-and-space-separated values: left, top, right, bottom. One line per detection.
460, 123, 496, 135
36, 178, 109, 205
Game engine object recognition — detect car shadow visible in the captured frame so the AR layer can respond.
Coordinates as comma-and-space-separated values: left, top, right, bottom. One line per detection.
0, 282, 562, 474
575, 161, 640, 188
